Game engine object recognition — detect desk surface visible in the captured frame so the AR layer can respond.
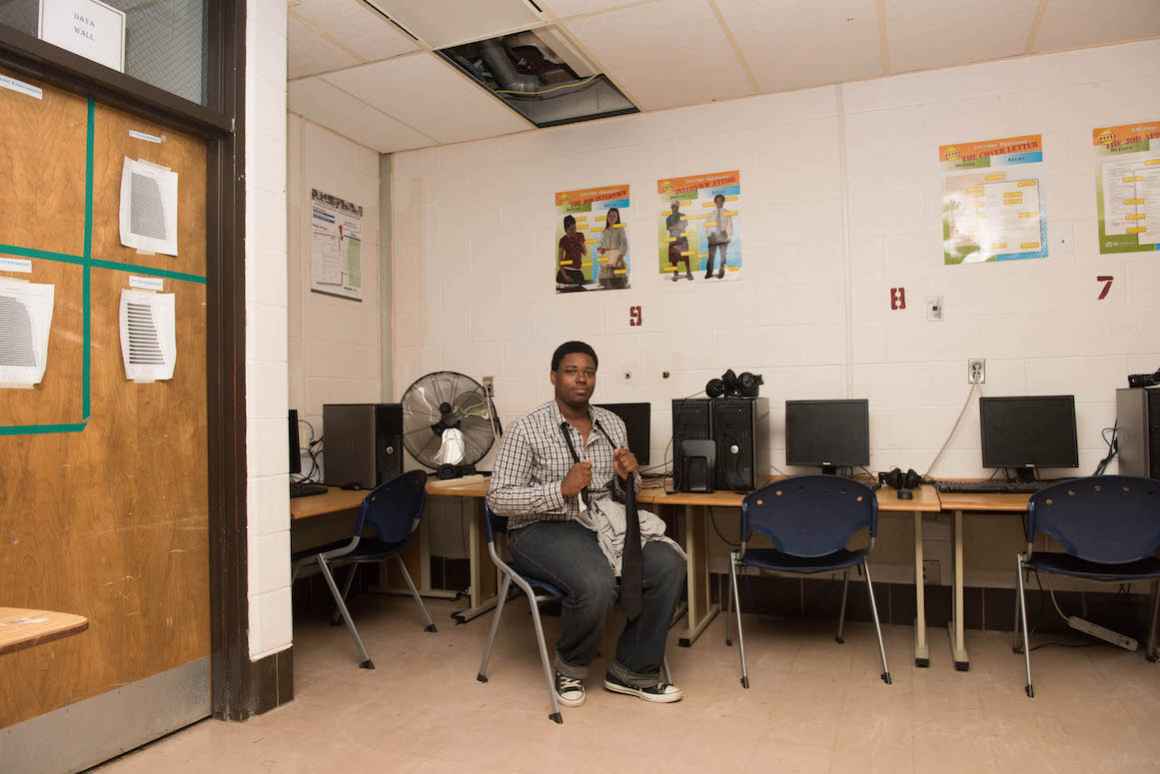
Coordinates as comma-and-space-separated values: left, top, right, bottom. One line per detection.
290, 476, 494, 521
638, 482, 940, 511
0, 608, 88, 656
936, 492, 1031, 512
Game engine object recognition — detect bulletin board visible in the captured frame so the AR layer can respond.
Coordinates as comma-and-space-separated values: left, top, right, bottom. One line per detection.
0, 68, 209, 729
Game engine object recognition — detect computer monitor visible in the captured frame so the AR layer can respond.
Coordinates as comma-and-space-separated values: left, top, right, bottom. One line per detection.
289, 409, 301, 476
597, 402, 651, 466
979, 395, 1078, 477
785, 399, 870, 472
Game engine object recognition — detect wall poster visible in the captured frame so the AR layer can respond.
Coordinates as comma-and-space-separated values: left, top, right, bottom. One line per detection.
657, 170, 742, 283
940, 135, 1047, 265
310, 188, 362, 301
1093, 121, 1160, 254
555, 184, 631, 294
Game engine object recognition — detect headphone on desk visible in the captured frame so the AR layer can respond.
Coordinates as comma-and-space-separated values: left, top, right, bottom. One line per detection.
879, 468, 921, 499
706, 369, 763, 398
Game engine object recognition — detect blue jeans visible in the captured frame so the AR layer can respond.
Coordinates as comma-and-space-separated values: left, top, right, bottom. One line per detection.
509, 520, 686, 687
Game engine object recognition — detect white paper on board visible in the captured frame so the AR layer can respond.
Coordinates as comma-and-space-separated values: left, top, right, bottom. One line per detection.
119, 289, 176, 383
119, 157, 179, 256
0, 277, 55, 388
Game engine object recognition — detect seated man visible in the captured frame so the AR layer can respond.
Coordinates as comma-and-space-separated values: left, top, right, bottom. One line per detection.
487, 341, 686, 707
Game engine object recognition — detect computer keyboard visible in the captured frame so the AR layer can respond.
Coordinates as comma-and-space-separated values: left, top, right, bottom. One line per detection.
290, 481, 328, 498
934, 479, 1072, 494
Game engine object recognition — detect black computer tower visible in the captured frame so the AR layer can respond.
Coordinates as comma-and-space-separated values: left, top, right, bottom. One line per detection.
322, 403, 403, 489
1116, 388, 1160, 479
673, 398, 713, 492
712, 397, 770, 491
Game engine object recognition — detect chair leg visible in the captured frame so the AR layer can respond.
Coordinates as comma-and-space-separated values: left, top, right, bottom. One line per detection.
1016, 556, 1034, 697
1146, 580, 1160, 663
836, 569, 850, 644
662, 653, 673, 686
526, 585, 564, 724
1012, 563, 1024, 654
317, 555, 374, 669
863, 562, 891, 685
478, 573, 512, 682
330, 563, 360, 626
724, 572, 732, 647
394, 555, 437, 633
729, 552, 749, 689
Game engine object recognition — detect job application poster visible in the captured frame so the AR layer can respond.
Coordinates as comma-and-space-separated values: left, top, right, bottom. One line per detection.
1093, 121, 1160, 254
940, 135, 1047, 265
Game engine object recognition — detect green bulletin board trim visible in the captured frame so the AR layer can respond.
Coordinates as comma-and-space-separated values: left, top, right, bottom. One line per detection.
1, 97, 206, 436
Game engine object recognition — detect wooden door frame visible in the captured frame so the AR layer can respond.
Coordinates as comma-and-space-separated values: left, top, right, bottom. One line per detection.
0, 3, 257, 720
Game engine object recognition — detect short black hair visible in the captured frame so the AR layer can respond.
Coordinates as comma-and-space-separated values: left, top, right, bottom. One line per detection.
563, 214, 576, 229
714, 193, 726, 204
551, 340, 598, 372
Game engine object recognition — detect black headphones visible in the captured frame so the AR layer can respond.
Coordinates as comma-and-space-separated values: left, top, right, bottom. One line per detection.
879, 468, 921, 499
706, 369, 763, 398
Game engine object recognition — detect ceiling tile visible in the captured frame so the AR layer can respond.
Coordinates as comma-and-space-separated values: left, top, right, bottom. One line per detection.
322, 53, 533, 144
539, 0, 638, 17
291, 0, 418, 62
288, 15, 361, 79
289, 77, 435, 152
1035, 0, 1160, 52
717, 0, 882, 93
369, 0, 543, 48
562, 0, 754, 111
886, 0, 1040, 74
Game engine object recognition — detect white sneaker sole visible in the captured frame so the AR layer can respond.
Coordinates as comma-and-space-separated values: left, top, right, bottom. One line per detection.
555, 690, 586, 708
603, 680, 684, 703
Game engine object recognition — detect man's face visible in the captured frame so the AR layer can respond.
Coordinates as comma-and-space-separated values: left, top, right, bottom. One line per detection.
671, 203, 679, 213
551, 352, 597, 406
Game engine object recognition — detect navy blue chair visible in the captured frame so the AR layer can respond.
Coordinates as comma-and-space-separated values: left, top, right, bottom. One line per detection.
291, 470, 434, 670
727, 475, 891, 688
476, 496, 674, 724
1015, 476, 1160, 698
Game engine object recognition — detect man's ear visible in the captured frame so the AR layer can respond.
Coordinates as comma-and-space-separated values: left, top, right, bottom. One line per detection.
549, 370, 557, 388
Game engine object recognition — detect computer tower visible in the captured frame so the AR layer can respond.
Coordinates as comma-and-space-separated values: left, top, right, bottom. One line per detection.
1116, 388, 1160, 479
672, 398, 713, 492
712, 397, 770, 491
323, 403, 404, 489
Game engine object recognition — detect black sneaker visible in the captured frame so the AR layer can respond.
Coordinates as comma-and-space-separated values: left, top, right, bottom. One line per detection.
554, 672, 586, 707
603, 672, 684, 703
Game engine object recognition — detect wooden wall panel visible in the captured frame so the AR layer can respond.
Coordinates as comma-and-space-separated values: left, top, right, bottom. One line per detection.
90, 105, 207, 277
0, 260, 84, 424
0, 71, 86, 256
0, 75, 210, 728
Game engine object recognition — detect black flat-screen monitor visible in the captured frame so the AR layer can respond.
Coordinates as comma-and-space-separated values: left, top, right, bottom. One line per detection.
785, 399, 870, 469
597, 402, 650, 466
979, 395, 1078, 470
289, 409, 301, 475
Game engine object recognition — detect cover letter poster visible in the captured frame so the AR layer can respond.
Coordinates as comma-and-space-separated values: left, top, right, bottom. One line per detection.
657, 170, 742, 283
311, 188, 363, 301
555, 184, 631, 294
1093, 121, 1160, 254
940, 135, 1047, 265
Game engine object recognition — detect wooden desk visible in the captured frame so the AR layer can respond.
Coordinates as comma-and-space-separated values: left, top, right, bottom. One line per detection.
638, 482, 942, 659
935, 490, 1031, 672
290, 488, 365, 521
0, 608, 88, 656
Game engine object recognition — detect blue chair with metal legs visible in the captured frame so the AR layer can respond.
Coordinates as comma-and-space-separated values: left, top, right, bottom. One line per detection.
291, 470, 435, 670
1014, 476, 1160, 698
726, 475, 892, 688
476, 499, 673, 724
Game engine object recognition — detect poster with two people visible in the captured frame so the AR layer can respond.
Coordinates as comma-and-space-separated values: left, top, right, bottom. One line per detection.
555, 185, 631, 294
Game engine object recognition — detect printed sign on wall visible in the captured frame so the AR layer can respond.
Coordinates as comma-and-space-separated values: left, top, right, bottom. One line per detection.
555, 185, 631, 294
1093, 121, 1160, 254
657, 171, 742, 284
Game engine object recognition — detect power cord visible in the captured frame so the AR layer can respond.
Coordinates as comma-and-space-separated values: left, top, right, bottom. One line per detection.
1093, 423, 1118, 476
923, 383, 978, 480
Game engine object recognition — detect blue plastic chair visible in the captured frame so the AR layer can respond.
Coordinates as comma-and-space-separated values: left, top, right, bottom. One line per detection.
727, 475, 891, 688
1015, 476, 1160, 697
291, 470, 434, 670
476, 487, 674, 724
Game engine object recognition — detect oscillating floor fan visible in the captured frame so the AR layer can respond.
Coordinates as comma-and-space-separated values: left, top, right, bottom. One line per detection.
401, 371, 500, 479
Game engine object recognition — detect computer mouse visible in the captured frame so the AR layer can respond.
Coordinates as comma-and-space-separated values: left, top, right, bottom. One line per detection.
340, 482, 363, 491
898, 488, 914, 500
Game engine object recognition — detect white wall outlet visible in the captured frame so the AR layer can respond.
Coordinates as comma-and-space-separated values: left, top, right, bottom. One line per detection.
967, 359, 985, 384
926, 296, 943, 321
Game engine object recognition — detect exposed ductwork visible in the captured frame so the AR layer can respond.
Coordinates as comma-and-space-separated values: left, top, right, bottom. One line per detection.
478, 39, 539, 94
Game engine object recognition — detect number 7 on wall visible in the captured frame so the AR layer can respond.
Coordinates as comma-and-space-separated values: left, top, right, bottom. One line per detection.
1096, 275, 1114, 300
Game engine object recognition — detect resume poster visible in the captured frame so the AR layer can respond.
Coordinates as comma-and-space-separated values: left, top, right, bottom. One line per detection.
657, 170, 742, 283
1094, 121, 1160, 254
555, 185, 631, 294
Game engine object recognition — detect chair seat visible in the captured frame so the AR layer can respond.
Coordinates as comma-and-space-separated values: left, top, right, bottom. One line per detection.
1024, 552, 1160, 582
740, 547, 867, 574
292, 538, 406, 564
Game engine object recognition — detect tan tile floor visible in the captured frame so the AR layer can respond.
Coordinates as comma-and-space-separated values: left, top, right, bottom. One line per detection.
98, 596, 1160, 773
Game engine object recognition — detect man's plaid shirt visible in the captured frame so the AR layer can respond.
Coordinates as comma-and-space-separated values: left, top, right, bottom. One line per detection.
486, 400, 633, 531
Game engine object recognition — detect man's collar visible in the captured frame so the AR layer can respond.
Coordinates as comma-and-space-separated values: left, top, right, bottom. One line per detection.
550, 399, 593, 428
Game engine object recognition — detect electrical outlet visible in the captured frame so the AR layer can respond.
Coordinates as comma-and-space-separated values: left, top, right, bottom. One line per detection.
482, 375, 494, 396
926, 296, 943, 321
922, 559, 941, 586
967, 359, 985, 385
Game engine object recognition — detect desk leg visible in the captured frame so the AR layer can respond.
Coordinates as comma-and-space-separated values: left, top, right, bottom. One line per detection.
678, 504, 720, 647
947, 509, 970, 671
913, 511, 929, 668
451, 497, 499, 624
